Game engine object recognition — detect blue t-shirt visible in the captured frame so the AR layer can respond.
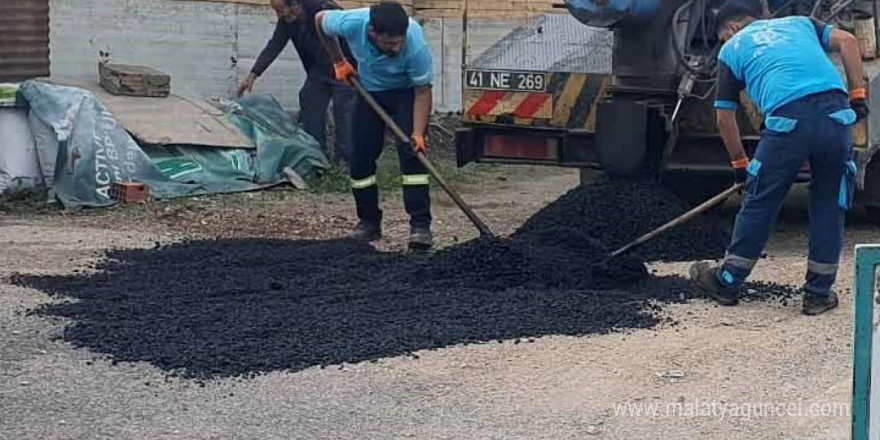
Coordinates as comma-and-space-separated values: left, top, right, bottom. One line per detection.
321, 8, 434, 91
714, 16, 846, 115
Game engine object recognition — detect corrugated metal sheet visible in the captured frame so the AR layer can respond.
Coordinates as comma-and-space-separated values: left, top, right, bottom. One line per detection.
469, 14, 612, 74
0, 0, 50, 82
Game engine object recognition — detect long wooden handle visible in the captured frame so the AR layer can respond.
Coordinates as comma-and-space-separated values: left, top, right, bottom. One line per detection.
348, 77, 495, 238
610, 183, 743, 258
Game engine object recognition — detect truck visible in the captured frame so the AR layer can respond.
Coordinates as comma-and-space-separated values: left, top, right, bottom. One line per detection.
454, 0, 880, 215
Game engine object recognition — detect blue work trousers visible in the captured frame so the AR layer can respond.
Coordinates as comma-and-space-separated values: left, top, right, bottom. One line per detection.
348, 88, 432, 229
718, 91, 857, 296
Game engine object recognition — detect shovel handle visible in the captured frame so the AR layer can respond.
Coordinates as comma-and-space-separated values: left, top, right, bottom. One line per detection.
610, 183, 743, 258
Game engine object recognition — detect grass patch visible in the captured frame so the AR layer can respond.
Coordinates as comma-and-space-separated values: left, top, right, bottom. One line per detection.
306, 146, 503, 194
305, 163, 352, 194
0, 189, 59, 214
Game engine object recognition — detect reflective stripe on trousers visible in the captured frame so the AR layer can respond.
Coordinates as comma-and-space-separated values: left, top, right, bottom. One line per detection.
808, 260, 838, 275
402, 174, 430, 186
724, 253, 757, 270
351, 175, 377, 189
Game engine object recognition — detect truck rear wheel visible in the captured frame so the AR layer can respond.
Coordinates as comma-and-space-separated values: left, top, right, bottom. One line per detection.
579, 168, 604, 186
864, 207, 880, 224
858, 155, 880, 225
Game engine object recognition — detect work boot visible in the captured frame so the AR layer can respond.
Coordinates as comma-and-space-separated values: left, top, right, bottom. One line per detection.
408, 227, 434, 251
802, 290, 839, 316
349, 221, 381, 242
689, 261, 739, 306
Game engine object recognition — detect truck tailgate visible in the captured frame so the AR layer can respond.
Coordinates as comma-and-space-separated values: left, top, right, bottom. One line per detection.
463, 70, 609, 131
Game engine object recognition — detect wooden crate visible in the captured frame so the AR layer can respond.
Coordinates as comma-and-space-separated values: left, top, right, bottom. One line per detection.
98, 63, 171, 98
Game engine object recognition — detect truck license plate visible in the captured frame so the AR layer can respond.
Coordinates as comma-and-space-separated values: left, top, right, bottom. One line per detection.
465, 69, 547, 92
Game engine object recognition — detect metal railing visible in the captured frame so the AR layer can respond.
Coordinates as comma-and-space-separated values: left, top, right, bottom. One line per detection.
852, 244, 880, 440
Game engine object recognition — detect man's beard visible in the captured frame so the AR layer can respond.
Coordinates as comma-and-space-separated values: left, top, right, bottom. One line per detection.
369, 36, 400, 58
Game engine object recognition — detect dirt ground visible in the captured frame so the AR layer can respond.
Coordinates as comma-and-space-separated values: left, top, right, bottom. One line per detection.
1, 164, 876, 440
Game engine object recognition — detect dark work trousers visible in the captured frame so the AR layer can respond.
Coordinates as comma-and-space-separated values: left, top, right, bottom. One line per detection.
348, 87, 432, 230
298, 74, 355, 163
717, 90, 856, 297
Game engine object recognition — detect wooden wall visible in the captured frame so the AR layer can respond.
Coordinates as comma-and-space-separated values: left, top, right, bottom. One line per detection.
338, 0, 415, 14
415, 0, 563, 18
195, 0, 564, 18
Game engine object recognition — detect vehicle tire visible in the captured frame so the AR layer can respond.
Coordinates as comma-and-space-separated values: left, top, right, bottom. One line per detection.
860, 156, 880, 224
864, 206, 880, 225
579, 168, 604, 186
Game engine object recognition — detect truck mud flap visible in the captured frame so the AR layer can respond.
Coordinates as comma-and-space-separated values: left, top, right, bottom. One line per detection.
455, 127, 479, 167
596, 101, 651, 176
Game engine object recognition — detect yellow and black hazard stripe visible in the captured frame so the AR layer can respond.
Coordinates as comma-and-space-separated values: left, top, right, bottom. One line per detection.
464, 90, 553, 120
552, 72, 608, 130
463, 72, 609, 131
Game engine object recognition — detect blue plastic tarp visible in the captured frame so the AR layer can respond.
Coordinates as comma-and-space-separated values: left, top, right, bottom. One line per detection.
19, 81, 328, 210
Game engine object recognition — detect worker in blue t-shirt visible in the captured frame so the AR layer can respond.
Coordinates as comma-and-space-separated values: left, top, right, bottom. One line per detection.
316, 1, 435, 250
689, 4, 869, 315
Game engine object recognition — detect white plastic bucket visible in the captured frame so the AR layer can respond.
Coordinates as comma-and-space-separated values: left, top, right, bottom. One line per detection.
28, 110, 59, 191
0, 106, 44, 197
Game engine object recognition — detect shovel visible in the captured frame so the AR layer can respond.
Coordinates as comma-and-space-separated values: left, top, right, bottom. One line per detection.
348, 77, 495, 239
610, 183, 743, 258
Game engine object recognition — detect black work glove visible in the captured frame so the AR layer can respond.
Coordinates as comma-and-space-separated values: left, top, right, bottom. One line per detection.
852, 98, 870, 121
734, 166, 748, 184
732, 158, 749, 186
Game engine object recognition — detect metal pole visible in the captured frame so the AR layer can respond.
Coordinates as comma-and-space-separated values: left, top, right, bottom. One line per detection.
811, 0, 824, 17
461, 0, 469, 84
759, 0, 771, 16
873, 0, 880, 58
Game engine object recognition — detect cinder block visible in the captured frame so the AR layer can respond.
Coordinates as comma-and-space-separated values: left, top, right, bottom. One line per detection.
98, 63, 171, 97
110, 182, 151, 203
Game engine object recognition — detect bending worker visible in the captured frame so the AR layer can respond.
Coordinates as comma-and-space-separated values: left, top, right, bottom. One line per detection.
238, 0, 355, 164
316, 1, 436, 250
690, 4, 868, 315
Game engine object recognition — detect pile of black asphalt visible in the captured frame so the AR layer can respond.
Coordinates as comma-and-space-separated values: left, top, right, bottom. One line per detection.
13, 179, 799, 380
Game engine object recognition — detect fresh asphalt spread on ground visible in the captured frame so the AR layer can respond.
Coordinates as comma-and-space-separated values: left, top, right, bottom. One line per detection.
12, 179, 800, 380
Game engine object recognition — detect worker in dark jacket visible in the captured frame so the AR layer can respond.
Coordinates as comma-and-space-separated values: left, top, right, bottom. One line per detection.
238, 0, 355, 164
316, 1, 436, 250
689, 4, 868, 315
